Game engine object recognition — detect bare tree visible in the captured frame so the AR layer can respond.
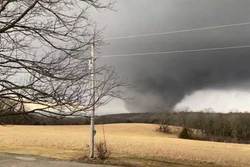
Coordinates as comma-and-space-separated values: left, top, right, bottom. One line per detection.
0, 0, 121, 118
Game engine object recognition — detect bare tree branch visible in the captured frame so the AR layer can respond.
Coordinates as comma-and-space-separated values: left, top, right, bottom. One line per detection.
0, 0, 122, 118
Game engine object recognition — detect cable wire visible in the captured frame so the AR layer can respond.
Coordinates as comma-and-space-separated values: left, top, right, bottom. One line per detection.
104, 21, 250, 40
99, 44, 250, 58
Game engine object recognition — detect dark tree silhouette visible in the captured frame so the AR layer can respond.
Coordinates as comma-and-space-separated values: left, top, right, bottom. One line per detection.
0, 0, 121, 117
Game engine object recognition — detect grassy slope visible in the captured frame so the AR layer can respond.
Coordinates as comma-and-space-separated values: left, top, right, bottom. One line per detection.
0, 124, 249, 167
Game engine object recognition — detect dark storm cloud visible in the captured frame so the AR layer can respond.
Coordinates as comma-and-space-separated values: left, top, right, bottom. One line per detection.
97, 0, 250, 112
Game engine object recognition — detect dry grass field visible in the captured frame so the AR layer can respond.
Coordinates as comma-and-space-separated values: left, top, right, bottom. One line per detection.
0, 124, 249, 167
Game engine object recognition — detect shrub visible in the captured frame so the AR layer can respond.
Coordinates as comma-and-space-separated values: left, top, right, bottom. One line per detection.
95, 141, 110, 160
178, 127, 192, 139
157, 120, 171, 133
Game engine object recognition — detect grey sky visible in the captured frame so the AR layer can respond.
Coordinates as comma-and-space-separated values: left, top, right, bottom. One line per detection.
95, 0, 250, 113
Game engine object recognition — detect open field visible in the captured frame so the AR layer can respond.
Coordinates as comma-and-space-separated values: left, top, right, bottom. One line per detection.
0, 124, 249, 167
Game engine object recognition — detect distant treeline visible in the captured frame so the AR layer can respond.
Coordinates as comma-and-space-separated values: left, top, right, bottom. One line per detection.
0, 114, 90, 125
157, 112, 250, 143
1, 111, 250, 143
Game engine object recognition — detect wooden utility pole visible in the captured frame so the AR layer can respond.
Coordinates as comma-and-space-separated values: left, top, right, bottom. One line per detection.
89, 41, 96, 158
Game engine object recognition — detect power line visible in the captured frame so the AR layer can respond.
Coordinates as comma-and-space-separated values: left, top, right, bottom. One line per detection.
99, 44, 250, 58
104, 21, 250, 40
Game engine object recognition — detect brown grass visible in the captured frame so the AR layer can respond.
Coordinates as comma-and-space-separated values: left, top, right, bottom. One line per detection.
0, 124, 249, 167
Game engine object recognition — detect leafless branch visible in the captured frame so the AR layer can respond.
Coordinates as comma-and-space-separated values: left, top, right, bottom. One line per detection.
0, 0, 121, 118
